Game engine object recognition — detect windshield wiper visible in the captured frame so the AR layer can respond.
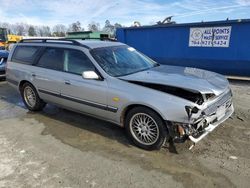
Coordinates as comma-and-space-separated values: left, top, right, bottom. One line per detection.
154, 63, 160, 67
117, 63, 159, 77
117, 67, 152, 77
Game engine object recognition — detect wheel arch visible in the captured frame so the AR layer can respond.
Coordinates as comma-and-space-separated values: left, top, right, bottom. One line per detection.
18, 80, 40, 98
19, 80, 35, 92
120, 104, 167, 128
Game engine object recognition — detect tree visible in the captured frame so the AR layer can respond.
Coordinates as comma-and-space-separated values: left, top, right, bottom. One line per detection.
114, 23, 122, 28
69, 21, 81, 32
33, 26, 51, 37
112, 23, 122, 37
28, 26, 36, 36
43, 26, 51, 36
0, 22, 12, 34
36, 26, 44, 36
52, 24, 67, 37
88, 21, 100, 31
16, 23, 25, 35
102, 20, 122, 37
103, 20, 114, 33
9, 24, 19, 35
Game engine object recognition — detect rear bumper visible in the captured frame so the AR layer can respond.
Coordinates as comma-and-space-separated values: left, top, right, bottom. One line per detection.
189, 104, 234, 143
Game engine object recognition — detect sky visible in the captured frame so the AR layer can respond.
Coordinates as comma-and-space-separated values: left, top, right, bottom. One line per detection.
0, 0, 250, 27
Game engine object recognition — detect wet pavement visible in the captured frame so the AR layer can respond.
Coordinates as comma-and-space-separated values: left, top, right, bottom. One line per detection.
0, 80, 250, 188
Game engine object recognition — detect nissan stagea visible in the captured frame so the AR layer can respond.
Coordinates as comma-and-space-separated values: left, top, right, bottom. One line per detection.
6, 39, 234, 150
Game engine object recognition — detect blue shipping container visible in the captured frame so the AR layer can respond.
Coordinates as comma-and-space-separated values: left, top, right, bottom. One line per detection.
116, 19, 250, 77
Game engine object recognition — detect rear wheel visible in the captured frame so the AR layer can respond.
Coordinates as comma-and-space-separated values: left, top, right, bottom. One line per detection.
125, 107, 168, 150
21, 82, 46, 111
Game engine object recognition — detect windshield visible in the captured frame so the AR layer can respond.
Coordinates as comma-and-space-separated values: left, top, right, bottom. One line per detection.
90, 45, 158, 77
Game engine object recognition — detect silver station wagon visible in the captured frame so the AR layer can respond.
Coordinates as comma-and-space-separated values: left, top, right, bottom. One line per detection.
6, 39, 234, 150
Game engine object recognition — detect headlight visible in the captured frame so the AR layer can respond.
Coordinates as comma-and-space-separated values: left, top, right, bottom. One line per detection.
205, 93, 216, 100
185, 106, 199, 118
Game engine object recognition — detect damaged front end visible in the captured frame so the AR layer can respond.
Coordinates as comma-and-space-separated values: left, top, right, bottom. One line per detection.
167, 89, 234, 143
167, 88, 234, 145
124, 79, 234, 146
127, 81, 205, 105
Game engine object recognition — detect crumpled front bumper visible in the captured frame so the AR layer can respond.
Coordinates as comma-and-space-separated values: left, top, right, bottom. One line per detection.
189, 104, 234, 143
167, 89, 234, 144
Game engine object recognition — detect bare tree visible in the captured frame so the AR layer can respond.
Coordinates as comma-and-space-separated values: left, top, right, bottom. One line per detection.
114, 23, 122, 28
102, 20, 122, 37
42, 26, 51, 36
103, 20, 114, 33
9, 24, 19, 35
16, 23, 25, 35
88, 21, 100, 31
36, 26, 44, 36
68, 21, 82, 32
0, 20, 123, 37
53, 24, 67, 37
28, 25, 49, 37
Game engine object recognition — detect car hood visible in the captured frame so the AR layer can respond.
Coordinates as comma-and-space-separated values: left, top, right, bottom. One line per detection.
119, 65, 229, 96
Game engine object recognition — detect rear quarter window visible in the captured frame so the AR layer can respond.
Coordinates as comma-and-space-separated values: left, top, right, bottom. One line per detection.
12, 46, 40, 64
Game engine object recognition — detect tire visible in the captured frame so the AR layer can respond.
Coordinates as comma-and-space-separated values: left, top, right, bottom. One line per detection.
20, 82, 46, 111
125, 107, 168, 150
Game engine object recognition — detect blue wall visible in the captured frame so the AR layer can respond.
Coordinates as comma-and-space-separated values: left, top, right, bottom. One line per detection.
116, 20, 250, 77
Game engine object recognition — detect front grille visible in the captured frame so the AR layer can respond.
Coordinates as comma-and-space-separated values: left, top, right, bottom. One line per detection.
204, 89, 232, 115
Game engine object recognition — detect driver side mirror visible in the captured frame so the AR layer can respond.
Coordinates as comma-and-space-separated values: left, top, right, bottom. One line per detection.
82, 71, 100, 80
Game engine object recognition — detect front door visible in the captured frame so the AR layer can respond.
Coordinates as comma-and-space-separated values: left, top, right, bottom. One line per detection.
60, 49, 111, 119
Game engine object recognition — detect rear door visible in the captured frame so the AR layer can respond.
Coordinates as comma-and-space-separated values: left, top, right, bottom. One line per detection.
32, 47, 65, 104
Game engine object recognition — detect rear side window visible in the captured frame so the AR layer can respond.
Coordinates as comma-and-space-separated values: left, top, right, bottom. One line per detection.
12, 46, 40, 64
64, 49, 95, 75
36, 48, 64, 71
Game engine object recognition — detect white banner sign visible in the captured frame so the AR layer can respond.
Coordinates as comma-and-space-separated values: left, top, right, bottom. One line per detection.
189, 26, 231, 47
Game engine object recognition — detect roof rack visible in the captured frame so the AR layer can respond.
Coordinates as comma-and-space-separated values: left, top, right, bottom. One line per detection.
80, 37, 117, 42
18, 38, 91, 49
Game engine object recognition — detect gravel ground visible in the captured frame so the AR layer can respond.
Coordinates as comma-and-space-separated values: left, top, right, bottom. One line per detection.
0, 80, 249, 188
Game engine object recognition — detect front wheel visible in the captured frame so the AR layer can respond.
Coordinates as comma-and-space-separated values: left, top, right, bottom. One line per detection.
125, 107, 168, 150
21, 82, 46, 111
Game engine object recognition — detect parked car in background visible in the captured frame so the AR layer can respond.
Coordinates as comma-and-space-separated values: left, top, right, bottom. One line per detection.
6, 39, 234, 150
0, 50, 9, 79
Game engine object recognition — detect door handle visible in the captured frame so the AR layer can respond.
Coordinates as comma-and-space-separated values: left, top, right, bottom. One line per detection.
31, 73, 36, 77
64, 80, 71, 85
